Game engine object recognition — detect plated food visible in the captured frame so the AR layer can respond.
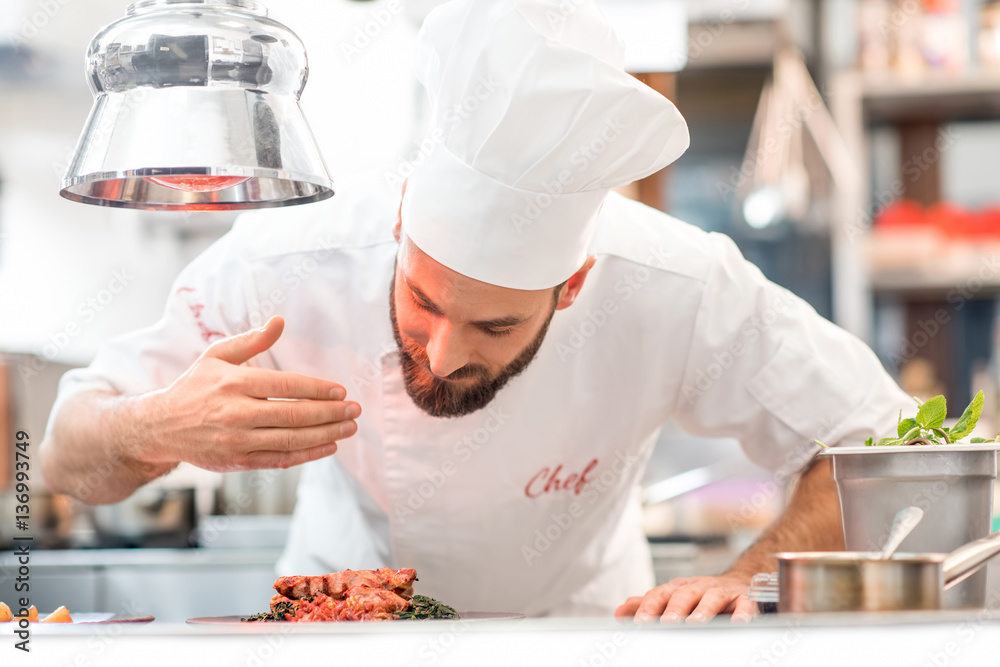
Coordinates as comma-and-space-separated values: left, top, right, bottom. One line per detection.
242, 567, 459, 622
0, 602, 72, 623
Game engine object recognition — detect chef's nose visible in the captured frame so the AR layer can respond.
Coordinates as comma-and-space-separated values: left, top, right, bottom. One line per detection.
425, 321, 470, 379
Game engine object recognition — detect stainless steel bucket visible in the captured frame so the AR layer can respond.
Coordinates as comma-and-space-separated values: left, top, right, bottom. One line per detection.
822, 445, 999, 609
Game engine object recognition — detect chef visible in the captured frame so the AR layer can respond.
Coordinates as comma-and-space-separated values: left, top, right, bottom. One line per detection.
40, 0, 911, 621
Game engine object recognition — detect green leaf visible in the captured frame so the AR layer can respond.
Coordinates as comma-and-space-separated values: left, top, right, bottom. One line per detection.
395, 595, 460, 620
864, 436, 874, 447
874, 437, 904, 447
916, 395, 947, 430
949, 390, 985, 441
897, 418, 918, 438
970, 437, 988, 443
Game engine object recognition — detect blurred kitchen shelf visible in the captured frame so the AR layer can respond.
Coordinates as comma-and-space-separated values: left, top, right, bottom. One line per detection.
858, 70, 1000, 123
830, 69, 1000, 341
864, 234, 1000, 293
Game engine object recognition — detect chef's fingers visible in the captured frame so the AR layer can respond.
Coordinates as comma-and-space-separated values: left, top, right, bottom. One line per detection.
686, 586, 741, 623
730, 594, 756, 623
204, 316, 285, 365
247, 397, 361, 428
658, 585, 707, 623
241, 368, 348, 401
249, 421, 358, 453
632, 583, 685, 622
614, 597, 643, 618
244, 442, 338, 470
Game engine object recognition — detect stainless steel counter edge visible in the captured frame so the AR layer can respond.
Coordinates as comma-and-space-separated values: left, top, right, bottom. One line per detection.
0, 548, 284, 568
12, 615, 1000, 667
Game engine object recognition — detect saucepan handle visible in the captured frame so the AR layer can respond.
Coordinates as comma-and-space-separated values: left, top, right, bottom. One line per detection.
943, 530, 1000, 590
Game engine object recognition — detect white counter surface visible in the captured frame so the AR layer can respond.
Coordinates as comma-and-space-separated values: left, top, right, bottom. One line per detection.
8, 611, 1000, 666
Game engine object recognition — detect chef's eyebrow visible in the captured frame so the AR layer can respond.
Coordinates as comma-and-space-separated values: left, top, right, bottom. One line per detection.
404, 278, 530, 329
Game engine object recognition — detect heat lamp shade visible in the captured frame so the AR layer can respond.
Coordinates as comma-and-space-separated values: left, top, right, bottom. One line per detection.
60, 87, 333, 211
58, 0, 333, 211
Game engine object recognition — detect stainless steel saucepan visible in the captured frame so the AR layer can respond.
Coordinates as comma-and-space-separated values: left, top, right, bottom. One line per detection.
773, 529, 1000, 613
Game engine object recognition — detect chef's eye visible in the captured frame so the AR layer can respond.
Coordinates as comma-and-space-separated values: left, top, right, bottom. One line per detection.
484, 327, 514, 338
409, 293, 435, 313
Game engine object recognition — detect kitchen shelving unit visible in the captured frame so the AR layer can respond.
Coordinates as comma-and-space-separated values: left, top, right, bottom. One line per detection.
829, 68, 1000, 410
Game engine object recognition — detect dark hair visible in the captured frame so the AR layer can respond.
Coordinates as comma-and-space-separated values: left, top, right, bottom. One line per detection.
552, 280, 568, 306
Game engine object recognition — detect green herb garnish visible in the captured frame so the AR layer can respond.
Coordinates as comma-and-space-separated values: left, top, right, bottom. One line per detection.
242, 598, 299, 622
861, 391, 996, 447
395, 595, 460, 620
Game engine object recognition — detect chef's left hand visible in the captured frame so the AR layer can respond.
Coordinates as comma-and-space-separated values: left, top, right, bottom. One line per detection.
614, 575, 755, 624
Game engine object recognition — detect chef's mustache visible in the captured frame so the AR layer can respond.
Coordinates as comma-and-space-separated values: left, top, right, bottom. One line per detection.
398, 338, 491, 382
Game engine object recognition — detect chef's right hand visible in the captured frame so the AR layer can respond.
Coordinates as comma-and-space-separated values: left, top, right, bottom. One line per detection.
137, 315, 360, 472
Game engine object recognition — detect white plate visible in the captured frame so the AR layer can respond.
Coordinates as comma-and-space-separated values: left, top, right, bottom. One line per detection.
187, 611, 525, 624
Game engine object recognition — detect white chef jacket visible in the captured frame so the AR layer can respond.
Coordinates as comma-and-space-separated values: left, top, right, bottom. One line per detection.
47, 172, 912, 616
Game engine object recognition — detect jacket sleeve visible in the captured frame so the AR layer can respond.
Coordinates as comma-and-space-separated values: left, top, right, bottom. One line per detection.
44, 227, 258, 437
671, 232, 913, 477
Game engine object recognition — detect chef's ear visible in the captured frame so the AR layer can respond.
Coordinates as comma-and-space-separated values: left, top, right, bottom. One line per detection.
554, 255, 596, 311
394, 179, 408, 243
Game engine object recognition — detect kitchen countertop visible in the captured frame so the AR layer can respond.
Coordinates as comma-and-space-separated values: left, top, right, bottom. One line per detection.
11, 611, 1000, 666
0, 548, 283, 568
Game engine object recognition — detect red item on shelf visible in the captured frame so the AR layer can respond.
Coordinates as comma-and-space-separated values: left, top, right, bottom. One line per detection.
926, 201, 968, 238
873, 199, 927, 229
874, 199, 1000, 240
964, 208, 1000, 239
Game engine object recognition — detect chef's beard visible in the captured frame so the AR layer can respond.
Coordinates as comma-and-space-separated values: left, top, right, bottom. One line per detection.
389, 275, 558, 418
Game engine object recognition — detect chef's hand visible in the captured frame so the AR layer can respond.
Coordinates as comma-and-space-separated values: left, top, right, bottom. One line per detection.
614, 575, 755, 624
136, 315, 360, 472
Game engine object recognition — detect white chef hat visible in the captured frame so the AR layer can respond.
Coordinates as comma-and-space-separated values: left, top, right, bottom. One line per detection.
400, 0, 690, 290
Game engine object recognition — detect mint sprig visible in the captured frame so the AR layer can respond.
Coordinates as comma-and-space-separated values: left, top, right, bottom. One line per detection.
862, 391, 994, 447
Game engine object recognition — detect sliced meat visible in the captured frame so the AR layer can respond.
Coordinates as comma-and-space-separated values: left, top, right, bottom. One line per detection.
287, 589, 411, 622
273, 567, 416, 600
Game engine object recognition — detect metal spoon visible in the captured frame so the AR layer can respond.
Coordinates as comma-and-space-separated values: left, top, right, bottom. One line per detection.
880, 506, 924, 559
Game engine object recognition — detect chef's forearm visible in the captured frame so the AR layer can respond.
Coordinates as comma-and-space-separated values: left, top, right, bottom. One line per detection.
40, 389, 178, 504
725, 458, 844, 580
